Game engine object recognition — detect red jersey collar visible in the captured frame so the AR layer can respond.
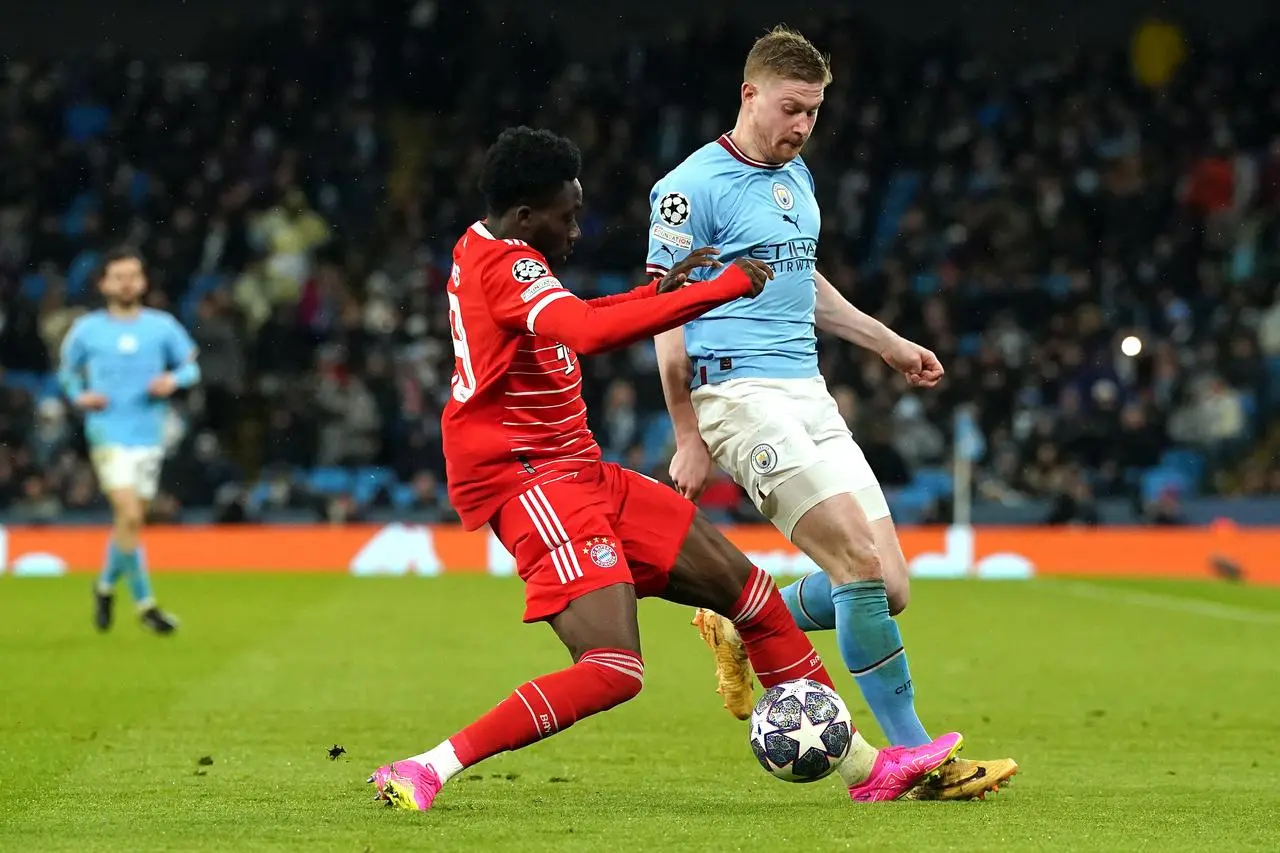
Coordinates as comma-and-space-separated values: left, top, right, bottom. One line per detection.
717, 133, 786, 170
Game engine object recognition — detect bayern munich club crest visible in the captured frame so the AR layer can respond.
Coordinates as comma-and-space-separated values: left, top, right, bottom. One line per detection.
583, 537, 619, 569
772, 182, 795, 211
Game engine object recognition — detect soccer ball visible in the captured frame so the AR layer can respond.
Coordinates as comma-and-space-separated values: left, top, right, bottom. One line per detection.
748, 679, 852, 783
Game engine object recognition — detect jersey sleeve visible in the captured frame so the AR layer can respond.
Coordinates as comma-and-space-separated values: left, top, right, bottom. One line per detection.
645, 173, 716, 277
162, 314, 198, 364
483, 250, 572, 334
59, 319, 88, 368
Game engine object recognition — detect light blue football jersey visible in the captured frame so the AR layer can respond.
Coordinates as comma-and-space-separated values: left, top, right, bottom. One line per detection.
646, 133, 821, 387
59, 309, 197, 447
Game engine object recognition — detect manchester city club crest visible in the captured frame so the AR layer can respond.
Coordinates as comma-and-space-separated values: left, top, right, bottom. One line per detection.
772, 182, 795, 211
583, 536, 619, 568
750, 443, 778, 474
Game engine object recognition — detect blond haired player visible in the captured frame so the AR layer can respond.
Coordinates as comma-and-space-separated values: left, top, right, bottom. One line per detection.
644, 26, 1017, 800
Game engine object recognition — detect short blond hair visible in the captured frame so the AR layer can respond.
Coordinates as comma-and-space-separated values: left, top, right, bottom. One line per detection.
744, 25, 832, 86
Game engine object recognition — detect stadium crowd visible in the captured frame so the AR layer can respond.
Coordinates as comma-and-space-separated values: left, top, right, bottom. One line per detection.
0, 2, 1278, 524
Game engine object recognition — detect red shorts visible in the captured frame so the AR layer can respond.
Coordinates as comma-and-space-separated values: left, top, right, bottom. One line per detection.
490, 462, 697, 623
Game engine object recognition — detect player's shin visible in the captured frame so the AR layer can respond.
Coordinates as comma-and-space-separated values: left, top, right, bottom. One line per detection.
779, 572, 836, 631
123, 545, 155, 609
729, 567, 879, 784
98, 539, 128, 595
411, 648, 645, 780
832, 579, 931, 747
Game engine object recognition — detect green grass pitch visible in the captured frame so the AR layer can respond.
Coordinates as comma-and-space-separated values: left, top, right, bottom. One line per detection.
2, 574, 1279, 852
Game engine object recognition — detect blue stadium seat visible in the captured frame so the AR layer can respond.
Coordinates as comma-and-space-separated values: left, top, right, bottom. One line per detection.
247, 482, 272, 510
1043, 274, 1071, 297
67, 250, 100, 299
890, 484, 935, 521
1240, 391, 1258, 427
391, 483, 418, 510
640, 414, 673, 469
20, 273, 46, 302
912, 273, 939, 296
911, 467, 954, 500
354, 466, 396, 490
352, 478, 381, 506
308, 466, 352, 495
594, 273, 630, 296
3, 370, 44, 396
1140, 467, 1190, 504
1267, 356, 1280, 407
1160, 448, 1205, 490
39, 374, 62, 401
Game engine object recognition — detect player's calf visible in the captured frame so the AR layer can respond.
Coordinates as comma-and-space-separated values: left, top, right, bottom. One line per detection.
370, 584, 644, 810
371, 646, 644, 810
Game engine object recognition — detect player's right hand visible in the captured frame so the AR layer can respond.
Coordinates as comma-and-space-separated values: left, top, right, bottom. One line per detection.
658, 246, 724, 293
670, 440, 716, 502
75, 392, 108, 411
731, 257, 774, 298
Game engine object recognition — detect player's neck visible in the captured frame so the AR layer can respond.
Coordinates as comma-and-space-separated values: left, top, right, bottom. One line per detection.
484, 216, 520, 243
728, 121, 781, 167
106, 303, 143, 320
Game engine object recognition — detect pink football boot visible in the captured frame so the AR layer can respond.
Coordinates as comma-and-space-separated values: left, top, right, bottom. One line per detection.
368, 760, 443, 811
848, 732, 965, 802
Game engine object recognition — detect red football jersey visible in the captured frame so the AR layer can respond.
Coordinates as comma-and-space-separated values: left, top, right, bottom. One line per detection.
442, 221, 601, 529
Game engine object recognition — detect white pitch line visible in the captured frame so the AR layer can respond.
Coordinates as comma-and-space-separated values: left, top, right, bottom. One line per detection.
1060, 581, 1280, 626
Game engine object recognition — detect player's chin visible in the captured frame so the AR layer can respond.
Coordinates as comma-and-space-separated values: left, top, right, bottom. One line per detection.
775, 141, 805, 160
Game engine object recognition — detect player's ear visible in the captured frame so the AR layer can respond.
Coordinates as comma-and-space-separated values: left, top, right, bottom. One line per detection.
512, 204, 536, 228
741, 81, 755, 105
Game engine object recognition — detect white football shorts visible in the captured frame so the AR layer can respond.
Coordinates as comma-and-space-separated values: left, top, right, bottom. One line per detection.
691, 376, 890, 539
90, 445, 164, 501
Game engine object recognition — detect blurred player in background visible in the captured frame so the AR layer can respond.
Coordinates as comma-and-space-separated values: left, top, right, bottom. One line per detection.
647, 27, 1017, 799
58, 246, 201, 635
370, 127, 967, 811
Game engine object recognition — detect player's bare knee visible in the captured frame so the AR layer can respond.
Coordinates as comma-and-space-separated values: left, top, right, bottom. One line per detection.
833, 532, 884, 583
113, 509, 144, 538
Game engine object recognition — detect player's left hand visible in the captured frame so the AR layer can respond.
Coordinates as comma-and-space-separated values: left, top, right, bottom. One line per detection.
657, 246, 723, 293
880, 337, 945, 388
148, 373, 179, 398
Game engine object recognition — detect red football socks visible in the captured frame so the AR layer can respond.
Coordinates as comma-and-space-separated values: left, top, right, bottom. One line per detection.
450, 648, 644, 767
730, 566, 837, 690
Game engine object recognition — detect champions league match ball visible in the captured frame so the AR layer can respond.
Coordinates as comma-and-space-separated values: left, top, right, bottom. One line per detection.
748, 679, 853, 782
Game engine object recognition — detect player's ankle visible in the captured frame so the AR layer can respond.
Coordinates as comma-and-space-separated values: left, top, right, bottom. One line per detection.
834, 734, 878, 786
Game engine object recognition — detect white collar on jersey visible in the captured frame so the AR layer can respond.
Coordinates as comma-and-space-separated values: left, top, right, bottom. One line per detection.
469, 221, 530, 248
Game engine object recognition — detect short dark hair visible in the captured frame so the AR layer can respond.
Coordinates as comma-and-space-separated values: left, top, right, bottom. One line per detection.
479, 127, 582, 215
96, 245, 146, 282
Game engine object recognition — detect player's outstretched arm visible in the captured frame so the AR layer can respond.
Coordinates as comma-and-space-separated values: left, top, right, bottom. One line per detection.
587, 247, 725, 308
814, 269, 897, 351
523, 261, 767, 356
814, 270, 945, 388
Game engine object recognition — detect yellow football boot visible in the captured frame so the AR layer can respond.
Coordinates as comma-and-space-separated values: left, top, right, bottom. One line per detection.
691, 608, 755, 720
